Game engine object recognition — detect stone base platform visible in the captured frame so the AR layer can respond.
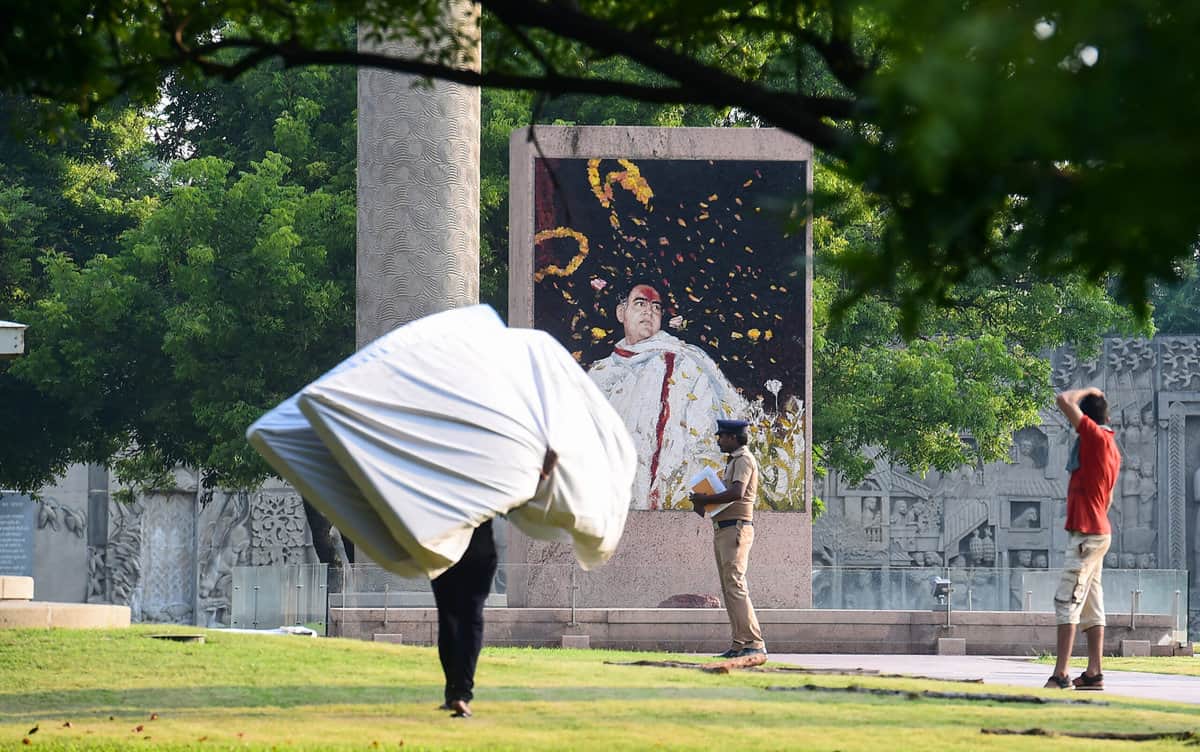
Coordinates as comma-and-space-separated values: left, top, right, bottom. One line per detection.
0, 601, 131, 629
331, 607, 1179, 655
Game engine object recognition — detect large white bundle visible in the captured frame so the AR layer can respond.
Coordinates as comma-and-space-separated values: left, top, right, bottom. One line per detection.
247, 305, 635, 578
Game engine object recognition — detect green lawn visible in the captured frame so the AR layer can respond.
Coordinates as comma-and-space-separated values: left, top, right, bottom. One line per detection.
1036, 654, 1200, 677
2, 627, 1200, 751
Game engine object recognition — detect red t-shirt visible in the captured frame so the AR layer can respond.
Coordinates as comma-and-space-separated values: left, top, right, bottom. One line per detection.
1066, 414, 1121, 535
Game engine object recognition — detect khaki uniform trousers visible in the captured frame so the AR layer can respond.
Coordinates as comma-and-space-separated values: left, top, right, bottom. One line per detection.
713, 523, 764, 650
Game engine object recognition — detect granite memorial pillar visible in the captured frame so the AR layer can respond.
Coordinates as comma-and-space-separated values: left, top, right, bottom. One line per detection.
356, 6, 481, 347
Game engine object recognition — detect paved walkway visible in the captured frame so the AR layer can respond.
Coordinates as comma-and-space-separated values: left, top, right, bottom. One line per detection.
770, 653, 1200, 704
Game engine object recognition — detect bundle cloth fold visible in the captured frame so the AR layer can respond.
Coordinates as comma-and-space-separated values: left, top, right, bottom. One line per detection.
246, 305, 636, 578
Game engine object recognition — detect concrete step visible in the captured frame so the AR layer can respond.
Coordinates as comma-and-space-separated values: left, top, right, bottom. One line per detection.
0, 601, 131, 629
0, 576, 33, 600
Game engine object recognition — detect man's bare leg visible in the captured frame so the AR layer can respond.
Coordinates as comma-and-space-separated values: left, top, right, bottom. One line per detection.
1084, 625, 1104, 677
1045, 623, 1076, 687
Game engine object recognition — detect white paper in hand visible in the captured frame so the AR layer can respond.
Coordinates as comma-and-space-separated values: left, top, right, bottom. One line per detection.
688, 466, 733, 518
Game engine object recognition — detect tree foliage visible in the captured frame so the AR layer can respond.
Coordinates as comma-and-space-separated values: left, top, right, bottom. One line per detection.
0, 4, 1172, 494
813, 166, 1146, 481
3, 0, 1196, 329
0, 64, 356, 492
8, 152, 354, 491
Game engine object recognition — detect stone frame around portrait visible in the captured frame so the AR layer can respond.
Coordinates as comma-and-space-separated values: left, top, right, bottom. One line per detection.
507, 125, 814, 513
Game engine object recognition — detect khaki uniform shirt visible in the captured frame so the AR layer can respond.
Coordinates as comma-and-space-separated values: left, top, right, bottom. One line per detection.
713, 446, 758, 523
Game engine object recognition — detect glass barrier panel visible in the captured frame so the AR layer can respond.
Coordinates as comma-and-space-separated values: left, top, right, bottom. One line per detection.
230, 564, 328, 633
810, 566, 1187, 618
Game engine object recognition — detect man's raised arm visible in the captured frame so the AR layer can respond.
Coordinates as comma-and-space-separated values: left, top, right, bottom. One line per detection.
1056, 386, 1103, 430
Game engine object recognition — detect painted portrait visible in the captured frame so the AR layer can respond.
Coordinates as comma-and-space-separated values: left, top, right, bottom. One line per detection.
510, 128, 811, 512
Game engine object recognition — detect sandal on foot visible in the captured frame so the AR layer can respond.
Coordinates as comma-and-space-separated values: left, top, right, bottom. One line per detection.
1044, 673, 1071, 689
1073, 672, 1104, 690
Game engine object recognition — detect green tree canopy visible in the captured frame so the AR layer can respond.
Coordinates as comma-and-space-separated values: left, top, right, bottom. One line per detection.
2, 0, 1196, 328
0, 5, 1168, 497
5, 149, 353, 491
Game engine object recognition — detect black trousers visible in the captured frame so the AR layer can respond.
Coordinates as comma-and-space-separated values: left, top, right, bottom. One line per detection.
430, 520, 497, 704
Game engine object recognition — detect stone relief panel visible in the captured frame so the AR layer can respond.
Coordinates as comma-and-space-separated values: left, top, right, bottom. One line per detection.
137, 491, 196, 624
30, 465, 319, 627
1161, 339, 1200, 392
32, 495, 88, 602
105, 499, 144, 612
816, 336, 1198, 624
248, 491, 319, 566
197, 491, 252, 627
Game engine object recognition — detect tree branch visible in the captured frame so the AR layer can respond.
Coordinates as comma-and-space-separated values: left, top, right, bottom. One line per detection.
166, 37, 858, 140
477, 0, 851, 152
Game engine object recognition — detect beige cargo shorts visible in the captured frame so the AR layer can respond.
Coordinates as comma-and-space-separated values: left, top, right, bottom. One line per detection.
1054, 532, 1111, 630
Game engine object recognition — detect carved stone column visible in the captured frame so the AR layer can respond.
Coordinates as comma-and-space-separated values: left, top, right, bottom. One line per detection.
1166, 406, 1187, 570
356, 7, 481, 347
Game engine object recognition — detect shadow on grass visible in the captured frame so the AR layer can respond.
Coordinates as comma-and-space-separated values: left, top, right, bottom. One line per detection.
0, 682, 813, 720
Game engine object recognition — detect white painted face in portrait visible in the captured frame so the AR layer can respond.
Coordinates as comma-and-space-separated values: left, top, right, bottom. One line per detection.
616, 284, 664, 345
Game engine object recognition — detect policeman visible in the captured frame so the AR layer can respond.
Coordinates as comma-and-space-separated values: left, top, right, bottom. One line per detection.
689, 418, 766, 659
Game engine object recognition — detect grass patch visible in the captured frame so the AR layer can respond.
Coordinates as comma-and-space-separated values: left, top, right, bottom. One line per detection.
1034, 654, 1200, 677
1, 627, 1198, 750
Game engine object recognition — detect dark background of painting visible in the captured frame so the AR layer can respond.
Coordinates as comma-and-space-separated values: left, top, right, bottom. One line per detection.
533, 157, 808, 405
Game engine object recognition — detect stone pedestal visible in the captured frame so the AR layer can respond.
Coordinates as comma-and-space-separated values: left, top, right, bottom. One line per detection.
507, 510, 812, 609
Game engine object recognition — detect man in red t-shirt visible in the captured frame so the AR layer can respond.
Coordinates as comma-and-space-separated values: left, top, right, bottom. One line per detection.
1045, 387, 1121, 690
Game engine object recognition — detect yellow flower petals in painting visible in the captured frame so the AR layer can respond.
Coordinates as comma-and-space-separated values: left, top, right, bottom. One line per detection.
743, 179, 753, 187
587, 160, 605, 204
747, 328, 761, 341
588, 158, 654, 208
688, 293, 702, 303
698, 213, 709, 220
686, 393, 699, 401
708, 194, 718, 201
589, 327, 608, 340
764, 330, 774, 340
534, 227, 589, 282
609, 214, 621, 230
677, 218, 687, 227
731, 332, 744, 339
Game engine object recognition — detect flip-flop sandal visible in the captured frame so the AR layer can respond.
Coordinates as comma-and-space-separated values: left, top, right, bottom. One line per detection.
1044, 674, 1071, 689
1073, 672, 1104, 690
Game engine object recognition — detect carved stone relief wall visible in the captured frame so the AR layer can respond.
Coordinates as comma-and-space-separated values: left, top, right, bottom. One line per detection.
194, 486, 319, 627
31, 496, 88, 602
196, 490, 252, 627
137, 491, 196, 624
816, 336, 1200, 632
31, 465, 319, 627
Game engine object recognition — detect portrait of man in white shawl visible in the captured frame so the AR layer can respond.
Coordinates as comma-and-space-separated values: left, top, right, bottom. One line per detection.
589, 282, 746, 509
525, 152, 810, 513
